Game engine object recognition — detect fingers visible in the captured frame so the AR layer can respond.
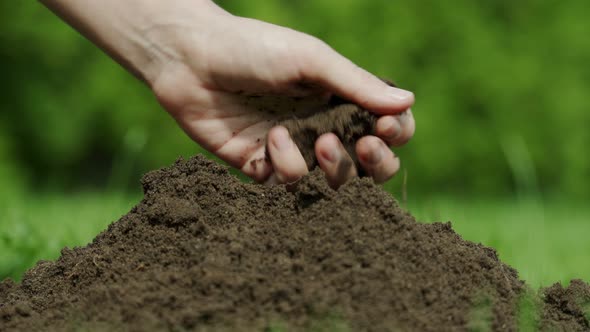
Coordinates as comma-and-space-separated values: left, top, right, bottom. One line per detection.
315, 133, 401, 188
315, 133, 358, 189
265, 126, 308, 184
356, 136, 400, 184
266, 129, 400, 186
240, 149, 274, 183
302, 39, 414, 115
375, 109, 415, 147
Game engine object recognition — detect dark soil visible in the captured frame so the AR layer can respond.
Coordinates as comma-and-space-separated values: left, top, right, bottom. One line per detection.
271, 79, 397, 175
542, 280, 590, 331
1, 156, 589, 331
277, 103, 377, 174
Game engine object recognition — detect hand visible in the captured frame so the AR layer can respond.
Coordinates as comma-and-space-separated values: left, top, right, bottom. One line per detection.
41, 0, 415, 188
150, 6, 415, 187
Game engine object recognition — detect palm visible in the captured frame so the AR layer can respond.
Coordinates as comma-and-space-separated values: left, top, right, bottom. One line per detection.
159, 75, 329, 182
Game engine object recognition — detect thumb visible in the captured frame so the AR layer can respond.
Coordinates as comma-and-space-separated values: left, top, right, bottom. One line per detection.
303, 41, 415, 115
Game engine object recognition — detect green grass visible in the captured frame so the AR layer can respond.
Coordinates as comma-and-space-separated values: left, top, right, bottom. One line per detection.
0, 190, 139, 281
1, 189, 589, 289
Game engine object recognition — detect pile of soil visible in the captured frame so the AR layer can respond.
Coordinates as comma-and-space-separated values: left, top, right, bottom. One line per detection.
1, 156, 589, 331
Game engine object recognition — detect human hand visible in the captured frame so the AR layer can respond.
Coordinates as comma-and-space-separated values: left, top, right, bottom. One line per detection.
41, 0, 415, 188
150, 4, 415, 187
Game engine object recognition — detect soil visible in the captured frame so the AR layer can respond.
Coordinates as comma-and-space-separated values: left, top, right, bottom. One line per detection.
271, 79, 397, 175
1, 155, 589, 331
277, 103, 377, 175
542, 280, 590, 331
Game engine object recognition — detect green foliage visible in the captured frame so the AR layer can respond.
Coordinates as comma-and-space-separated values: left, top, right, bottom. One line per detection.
517, 288, 540, 332
0, 191, 137, 280
1, 1, 590, 198
467, 294, 493, 332
307, 313, 351, 332
583, 301, 590, 322
0, 2, 201, 190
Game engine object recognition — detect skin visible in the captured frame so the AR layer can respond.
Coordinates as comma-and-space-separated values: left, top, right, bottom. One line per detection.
39, 0, 416, 188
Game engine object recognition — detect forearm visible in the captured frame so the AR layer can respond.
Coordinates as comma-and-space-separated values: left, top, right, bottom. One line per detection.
39, 0, 228, 85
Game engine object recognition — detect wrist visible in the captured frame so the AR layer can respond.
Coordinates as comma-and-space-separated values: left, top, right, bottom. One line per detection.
40, 0, 228, 85
132, 0, 232, 86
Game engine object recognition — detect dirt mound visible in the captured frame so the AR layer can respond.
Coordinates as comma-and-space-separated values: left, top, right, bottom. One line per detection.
1, 155, 589, 331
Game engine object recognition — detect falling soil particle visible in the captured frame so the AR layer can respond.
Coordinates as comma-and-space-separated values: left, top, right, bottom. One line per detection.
1, 156, 589, 331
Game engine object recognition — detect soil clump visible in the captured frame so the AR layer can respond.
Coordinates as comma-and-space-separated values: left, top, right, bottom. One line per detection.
277, 103, 377, 174
1, 156, 589, 331
272, 79, 397, 174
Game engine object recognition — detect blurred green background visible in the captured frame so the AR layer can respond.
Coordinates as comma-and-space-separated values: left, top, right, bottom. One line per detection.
1, 1, 589, 287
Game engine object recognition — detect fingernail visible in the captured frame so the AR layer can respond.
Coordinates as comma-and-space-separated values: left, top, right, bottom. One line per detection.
321, 147, 340, 163
367, 147, 383, 164
388, 87, 414, 102
394, 115, 406, 129
273, 128, 292, 151
386, 117, 402, 139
